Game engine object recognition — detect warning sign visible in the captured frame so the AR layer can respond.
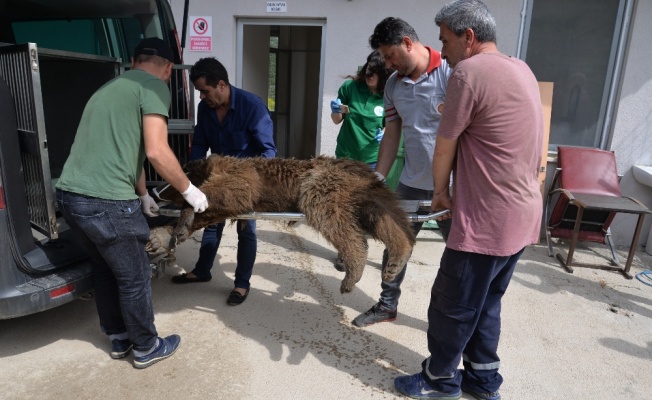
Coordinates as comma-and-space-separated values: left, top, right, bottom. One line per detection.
189, 16, 212, 52
193, 18, 209, 35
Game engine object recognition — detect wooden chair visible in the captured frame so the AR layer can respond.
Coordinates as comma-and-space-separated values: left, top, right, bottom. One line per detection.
545, 146, 650, 278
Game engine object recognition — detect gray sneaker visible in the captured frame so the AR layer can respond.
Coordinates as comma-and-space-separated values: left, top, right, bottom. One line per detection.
133, 335, 181, 369
352, 303, 397, 327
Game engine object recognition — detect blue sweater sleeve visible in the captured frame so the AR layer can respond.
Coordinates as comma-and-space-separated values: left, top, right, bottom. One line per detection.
250, 103, 277, 159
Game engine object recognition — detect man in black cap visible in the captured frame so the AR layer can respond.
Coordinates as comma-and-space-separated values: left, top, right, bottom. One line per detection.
56, 37, 208, 368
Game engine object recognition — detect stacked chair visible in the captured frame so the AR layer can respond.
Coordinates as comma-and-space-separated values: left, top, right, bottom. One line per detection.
545, 146, 650, 279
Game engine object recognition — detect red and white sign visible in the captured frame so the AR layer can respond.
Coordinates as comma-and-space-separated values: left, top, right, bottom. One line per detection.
189, 16, 212, 52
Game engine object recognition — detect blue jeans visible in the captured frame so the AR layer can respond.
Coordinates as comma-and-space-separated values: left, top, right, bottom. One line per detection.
56, 190, 158, 351
191, 220, 257, 290
378, 182, 451, 310
421, 247, 525, 394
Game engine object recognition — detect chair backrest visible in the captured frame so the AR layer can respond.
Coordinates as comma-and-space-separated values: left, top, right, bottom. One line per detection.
548, 146, 623, 242
557, 146, 621, 197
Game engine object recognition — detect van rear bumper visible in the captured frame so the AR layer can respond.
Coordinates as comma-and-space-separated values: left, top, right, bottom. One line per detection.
0, 263, 94, 319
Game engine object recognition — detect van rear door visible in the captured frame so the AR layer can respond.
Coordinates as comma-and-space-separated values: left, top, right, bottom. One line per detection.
3, 0, 193, 186
0, 44, 120, 277
0, 0, 192, 319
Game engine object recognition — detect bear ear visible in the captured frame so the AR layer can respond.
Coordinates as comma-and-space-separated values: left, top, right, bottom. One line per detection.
182, 159, 211, 188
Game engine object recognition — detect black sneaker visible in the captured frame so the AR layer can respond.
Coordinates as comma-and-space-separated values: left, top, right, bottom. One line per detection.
352, 303, 397, 327
334, 255, 346, 272
171, 273, 211, 284
395, 373, 461, 399
462, 386, 501, 400
110, 338, 133, 359
133, 335, 181, 369
226, 289, 249, 306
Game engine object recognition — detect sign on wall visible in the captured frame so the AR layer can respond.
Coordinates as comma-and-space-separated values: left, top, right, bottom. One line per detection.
189, 16, 212, 51
266, 2, 287, 12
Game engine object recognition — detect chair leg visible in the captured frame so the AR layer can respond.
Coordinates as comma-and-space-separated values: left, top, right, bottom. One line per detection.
557, 205, 585, 274
546, 229, 554, 257
605, 228, 621, 266
621, 213, 647, 279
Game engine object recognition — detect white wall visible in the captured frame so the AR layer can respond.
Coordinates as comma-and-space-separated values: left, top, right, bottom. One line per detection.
610, 0, 652, 171
607, 1, 652, 246
169, 0, 522, 156
169, 0, 652, 247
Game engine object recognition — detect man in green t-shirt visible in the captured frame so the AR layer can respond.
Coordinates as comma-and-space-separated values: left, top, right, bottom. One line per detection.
56, 38, 208, 369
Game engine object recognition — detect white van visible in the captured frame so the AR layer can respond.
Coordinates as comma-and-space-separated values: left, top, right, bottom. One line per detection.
0, 0, 192, 319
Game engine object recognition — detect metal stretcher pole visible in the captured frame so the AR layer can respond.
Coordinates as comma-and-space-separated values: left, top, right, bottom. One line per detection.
156, 200, 450, 222
229, 209, 450, 222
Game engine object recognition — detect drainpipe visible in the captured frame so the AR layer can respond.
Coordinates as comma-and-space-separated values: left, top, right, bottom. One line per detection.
599, 0, 634, 150
515, 0, 528, 60
180, 0, 190, 56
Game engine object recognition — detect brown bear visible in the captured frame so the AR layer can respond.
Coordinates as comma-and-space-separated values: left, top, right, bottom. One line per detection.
147, 155, 416, 294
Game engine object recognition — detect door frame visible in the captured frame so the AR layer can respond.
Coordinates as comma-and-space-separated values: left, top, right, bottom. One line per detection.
235, 18, 327, 156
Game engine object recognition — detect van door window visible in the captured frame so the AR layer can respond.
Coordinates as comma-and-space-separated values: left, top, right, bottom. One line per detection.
11, 18, 145, 61
12, 20, 105, 55
121, 18, 147, 60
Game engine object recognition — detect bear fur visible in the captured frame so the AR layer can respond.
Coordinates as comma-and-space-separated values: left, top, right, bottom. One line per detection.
147, 155, 415, 294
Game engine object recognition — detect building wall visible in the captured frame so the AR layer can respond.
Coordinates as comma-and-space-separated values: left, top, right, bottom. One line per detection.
169, 0, 522, 155
169, 0, 652, 246
608, 0, 652, 247
610, 0, 652, 171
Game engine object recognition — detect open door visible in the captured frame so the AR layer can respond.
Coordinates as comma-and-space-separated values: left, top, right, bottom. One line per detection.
0, 43, 60, 240
238, 19, 325, 159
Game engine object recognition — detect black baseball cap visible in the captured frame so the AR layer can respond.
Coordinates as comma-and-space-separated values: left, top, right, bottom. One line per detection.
133, 37, 175, 63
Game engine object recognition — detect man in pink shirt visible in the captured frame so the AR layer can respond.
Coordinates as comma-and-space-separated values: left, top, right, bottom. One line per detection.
393, 1, 544, 399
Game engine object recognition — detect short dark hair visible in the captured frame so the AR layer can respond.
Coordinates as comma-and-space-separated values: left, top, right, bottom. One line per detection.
190, 57, 229, 87
369, 17, 419, 49
435, 0, 497, 43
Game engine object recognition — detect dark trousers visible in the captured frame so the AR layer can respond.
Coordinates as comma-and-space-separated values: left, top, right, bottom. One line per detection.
379, 182, 451, 310
422, 247, 525, 394
56, 190, 158, 351
191, 220, 257, 290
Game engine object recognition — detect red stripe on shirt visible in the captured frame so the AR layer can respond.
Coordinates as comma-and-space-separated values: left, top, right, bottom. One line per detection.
396, 47, 442, 78
425, 46, 442, 73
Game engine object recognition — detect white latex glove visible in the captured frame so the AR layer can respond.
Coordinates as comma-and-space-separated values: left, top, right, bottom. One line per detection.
139, 193, 159, 217
181, 183, 208, 213
373, 171, 386, 184
374, 128, 384, 143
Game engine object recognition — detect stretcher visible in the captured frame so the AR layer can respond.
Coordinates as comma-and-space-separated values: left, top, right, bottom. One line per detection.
149, 200, 450, 278
156, 200, 448, 222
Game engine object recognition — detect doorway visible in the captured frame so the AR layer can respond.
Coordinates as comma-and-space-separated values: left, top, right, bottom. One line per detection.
237, 19, 325, 159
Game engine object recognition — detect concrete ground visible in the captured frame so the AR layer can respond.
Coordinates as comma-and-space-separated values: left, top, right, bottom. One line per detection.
1, 220, 651, 399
